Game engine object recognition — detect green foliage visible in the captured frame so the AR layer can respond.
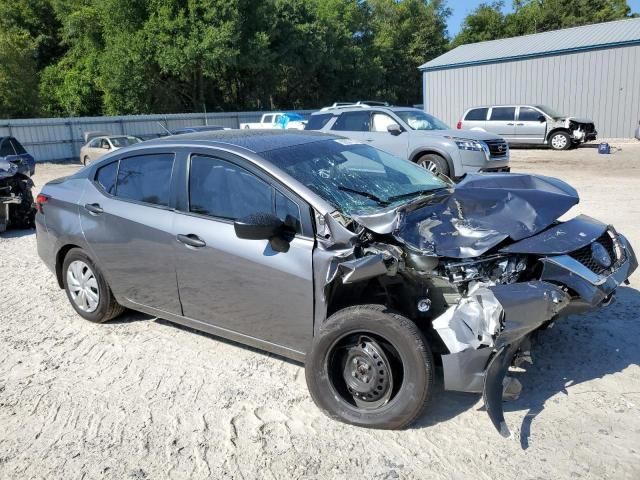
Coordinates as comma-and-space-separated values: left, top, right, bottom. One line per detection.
453, 0, 634, 47
0, 0, 636, 118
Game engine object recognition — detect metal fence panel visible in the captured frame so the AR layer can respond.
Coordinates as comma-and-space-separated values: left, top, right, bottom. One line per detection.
0, 110, 316, 162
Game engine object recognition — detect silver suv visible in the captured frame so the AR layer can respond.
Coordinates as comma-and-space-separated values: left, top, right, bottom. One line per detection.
458, 105, 597, 150
307, 105, 509, 178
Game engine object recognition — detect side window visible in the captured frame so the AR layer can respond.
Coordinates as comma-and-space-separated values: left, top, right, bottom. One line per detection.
89, 138, 101, 148
371, 113, 397, 132
100, 138, 111, 149
305, 113, 333, 130
9, 138, 26, 154
331, 111, 371, 132
95, 161, 118, 195
518, 107, 543, 121
489, 107, 516, 121
116, 154, 174, 206
263, 115, 273, 124
189, 155, 272, 220
464, 108, 488, 121
275, 190, 302, 234
0, 139, 16, 156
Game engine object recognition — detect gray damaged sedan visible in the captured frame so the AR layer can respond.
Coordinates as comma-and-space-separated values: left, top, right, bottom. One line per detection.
35, 131, 637, 436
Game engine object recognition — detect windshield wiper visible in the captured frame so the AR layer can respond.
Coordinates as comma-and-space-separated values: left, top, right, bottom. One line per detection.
386, 187, 448, 203
338, 186, 390, 206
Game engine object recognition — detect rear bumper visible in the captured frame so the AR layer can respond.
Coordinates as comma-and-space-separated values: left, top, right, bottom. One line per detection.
436, 234, 637, 436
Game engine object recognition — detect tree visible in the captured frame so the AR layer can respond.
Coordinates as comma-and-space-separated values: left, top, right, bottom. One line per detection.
0, 29, 40, 118
451, 2, 506, 47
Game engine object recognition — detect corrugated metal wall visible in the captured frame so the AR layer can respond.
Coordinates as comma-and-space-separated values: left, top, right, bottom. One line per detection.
0, 110, 314, 163
423, 44, 640, 138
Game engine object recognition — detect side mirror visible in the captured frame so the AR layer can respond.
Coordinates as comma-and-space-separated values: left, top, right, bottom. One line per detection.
234, 212, 293, 252
387, 123, 403, 136
537, 115, 546, 123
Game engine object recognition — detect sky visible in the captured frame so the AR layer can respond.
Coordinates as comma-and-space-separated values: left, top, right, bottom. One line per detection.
446, 0, 640, 37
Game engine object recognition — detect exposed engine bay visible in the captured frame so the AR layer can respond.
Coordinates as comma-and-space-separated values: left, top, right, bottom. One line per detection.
313, 173, 637, 436
0, 160, 36, 232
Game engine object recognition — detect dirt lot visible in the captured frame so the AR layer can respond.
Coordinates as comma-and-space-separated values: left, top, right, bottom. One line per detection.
1, 143, 639, 479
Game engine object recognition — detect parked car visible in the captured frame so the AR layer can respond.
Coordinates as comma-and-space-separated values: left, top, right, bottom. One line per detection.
170, 125, 230, 135
35, 130, 637, 436
0, 136, 35, 176
0, 136, 35, 231
306, 105, 509, 178
240, 112, 306, 130
79, 133, 143, 165
458, 105, 597, 150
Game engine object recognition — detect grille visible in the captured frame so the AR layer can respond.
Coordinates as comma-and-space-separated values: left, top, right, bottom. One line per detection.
485, 139, 509, 157
569, 230, 624, 276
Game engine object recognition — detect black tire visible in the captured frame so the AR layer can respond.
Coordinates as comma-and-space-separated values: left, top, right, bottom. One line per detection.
62, 248, 125, 323
305, 305, 434, 429
549, 131, 571, 150
83, 156, 89, 166
415, 153, 450, 177
8, 185, 35, 229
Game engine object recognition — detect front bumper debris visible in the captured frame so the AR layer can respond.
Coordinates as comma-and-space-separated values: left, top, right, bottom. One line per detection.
434, 233, 637, 437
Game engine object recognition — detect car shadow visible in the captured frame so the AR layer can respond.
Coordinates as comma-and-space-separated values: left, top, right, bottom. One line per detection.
0, 227, 35, 239
413, 286, 640, 447
505, 285, 640, 448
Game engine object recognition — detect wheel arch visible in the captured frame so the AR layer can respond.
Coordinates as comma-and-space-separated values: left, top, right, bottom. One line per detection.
546, 127, 571, 142
409, 148, 455, 176
55, 244, 83, 288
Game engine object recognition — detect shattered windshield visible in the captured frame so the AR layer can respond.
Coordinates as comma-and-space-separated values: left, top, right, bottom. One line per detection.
395, 110, 449, 130
262, 139, 448, 215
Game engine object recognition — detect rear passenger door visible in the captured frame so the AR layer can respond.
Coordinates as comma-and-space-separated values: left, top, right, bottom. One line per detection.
487, 107, 516, 139
172, 150, 314, 353
80, 150, 182, 314
330, 111, 371, 143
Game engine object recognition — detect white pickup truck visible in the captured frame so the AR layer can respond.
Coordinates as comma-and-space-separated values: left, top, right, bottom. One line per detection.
240, 113, 306, 130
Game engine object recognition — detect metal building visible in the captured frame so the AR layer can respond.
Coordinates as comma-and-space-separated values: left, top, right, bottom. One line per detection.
420, 18, 640, 138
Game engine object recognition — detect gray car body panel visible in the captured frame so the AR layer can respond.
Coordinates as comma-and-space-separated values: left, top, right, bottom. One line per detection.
310, 107, 509, 177
36, 131, 636, 435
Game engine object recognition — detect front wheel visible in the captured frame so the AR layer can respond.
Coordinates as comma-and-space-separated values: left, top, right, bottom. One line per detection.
416, 153, 449, 177
305, 305, 434, 429
549, 131, 571, 150
83, 156, 89, 166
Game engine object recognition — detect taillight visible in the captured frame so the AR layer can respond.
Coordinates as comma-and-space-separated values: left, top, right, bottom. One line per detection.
456, 120, 462, 129
35, 193, 49, 213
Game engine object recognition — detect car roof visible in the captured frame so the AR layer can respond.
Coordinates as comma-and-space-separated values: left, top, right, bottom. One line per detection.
311, 106, 422, 115
145, 129, 341, 153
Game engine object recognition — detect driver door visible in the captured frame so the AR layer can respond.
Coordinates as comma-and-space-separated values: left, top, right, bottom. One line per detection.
362, 111, 409, 159
173, 150, 315, 354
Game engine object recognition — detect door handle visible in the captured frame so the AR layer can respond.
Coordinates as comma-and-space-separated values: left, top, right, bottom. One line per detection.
506, 123, 515, 126
516, 123, 524, 126
177, 234, 206, 248
84, 203, 103, 215
364, 138, 375, 142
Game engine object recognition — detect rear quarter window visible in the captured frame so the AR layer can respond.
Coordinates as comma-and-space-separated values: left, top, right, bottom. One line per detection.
95, 161, 118, 195
464, 108, 488, 121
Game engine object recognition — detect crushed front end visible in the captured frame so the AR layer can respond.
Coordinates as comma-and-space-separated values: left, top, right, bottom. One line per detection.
0, 161, 36, 232
318, 173, 637, 436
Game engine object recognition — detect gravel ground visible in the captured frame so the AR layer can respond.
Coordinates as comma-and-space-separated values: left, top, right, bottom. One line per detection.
1, 143, 639, 479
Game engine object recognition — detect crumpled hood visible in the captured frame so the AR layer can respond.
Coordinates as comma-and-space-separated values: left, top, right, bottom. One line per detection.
0, 158, 19, 180
354, 173, 579, 258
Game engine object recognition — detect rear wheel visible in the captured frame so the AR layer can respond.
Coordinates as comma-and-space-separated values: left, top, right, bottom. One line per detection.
62, 248, 125, 323
305, 305, 434, 429
83, 156, 89, 166
416, 153, 449, 177
549, 131, 571, 150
